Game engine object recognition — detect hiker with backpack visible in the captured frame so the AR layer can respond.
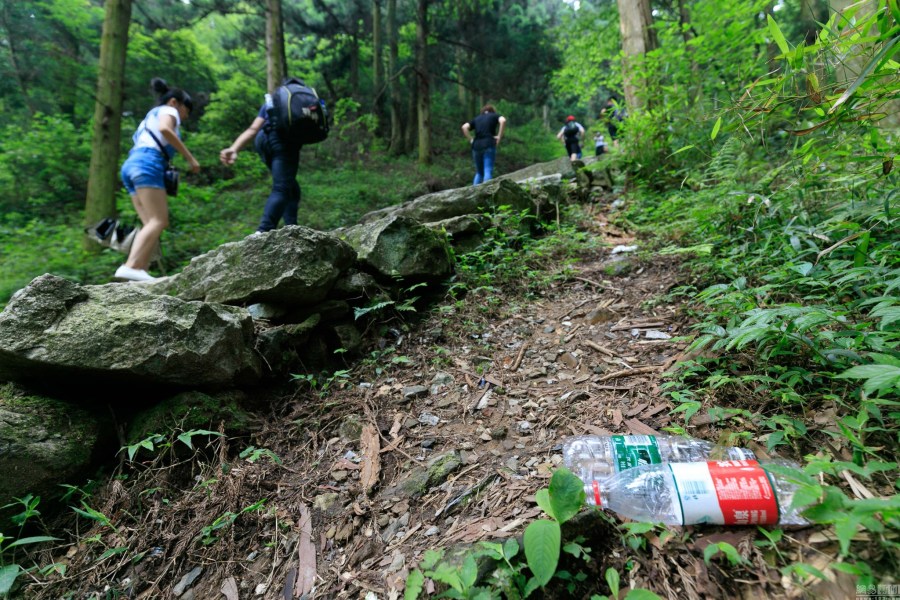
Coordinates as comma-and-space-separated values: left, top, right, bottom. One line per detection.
600, 97, 625, 148
462, 104, 507, 185
556, 115, 585, 162
116, 78, 200, 282
219, 77, 328, 234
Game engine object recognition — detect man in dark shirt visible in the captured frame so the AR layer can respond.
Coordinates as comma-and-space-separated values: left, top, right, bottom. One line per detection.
462, 105, 507, 185
220, 86, 302, 234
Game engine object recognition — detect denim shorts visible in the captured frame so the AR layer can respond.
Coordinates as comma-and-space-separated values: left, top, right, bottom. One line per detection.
121, 147, 167, 195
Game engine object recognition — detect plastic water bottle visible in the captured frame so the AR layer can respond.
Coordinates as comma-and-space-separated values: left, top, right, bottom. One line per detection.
589, 459, 809, 525
562, 435, 756, 483
264, 93, 274, 110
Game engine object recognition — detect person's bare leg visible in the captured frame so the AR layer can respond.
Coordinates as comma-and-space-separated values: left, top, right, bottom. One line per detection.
125, 187, 168, 271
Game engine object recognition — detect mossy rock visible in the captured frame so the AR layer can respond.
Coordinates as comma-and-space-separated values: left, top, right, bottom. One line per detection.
385, 451, 462, 499
0, 383, 108, 527
126, 390, 254, 445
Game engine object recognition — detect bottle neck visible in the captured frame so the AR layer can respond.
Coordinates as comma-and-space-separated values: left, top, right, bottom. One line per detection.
590, 480, 609, 508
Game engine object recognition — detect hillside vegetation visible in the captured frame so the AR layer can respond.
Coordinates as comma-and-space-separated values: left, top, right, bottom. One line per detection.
0, 0, 897, 598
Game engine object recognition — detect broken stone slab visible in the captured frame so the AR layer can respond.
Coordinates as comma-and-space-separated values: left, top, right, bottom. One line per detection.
418, 412, 439, 427
0, 274, 262, 389
337, 215, 455, 281
429, 372, 454, 395
383, 451, 462, 499
381, 512, 410, 543
425, 214, 492, 253
173, 566, 203, 597
327, 268, 384, 301
644, 330, 672, 340
159, 226, 356, 306
403, 385, 429, 400
253, 314, 321, 374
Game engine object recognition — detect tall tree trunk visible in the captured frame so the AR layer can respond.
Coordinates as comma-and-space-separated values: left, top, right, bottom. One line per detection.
799, 0, 827, 45
456, 46, 466, 108
406, 74, 417, 154
372, 0, 383, 121
616, 0, 656, 111
387, 0, 403, 154
349, 12, 360, 99
266, 0, 286, 89
84, 0, 132, 241
0, 2, 36, 116
58, 30, 81, 122
677, 0, 699, 105
415, 0, 431, 164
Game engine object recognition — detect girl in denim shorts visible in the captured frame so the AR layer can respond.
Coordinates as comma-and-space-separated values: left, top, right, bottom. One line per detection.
116, 78, 200, 282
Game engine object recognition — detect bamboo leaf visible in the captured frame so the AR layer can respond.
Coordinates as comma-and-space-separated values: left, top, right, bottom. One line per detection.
767, 15, 790, 56
829, 34, 900, 114
711, 117, 722, 140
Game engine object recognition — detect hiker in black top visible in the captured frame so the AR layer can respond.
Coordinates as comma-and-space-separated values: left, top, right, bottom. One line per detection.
556, 115, 585, 161
462, 104, 507, 185
220, 82, 302, 234
600, 98, 625, 148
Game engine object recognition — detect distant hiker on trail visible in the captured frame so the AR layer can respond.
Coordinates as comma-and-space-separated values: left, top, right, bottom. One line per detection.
594, 131, 607, 156
220, 77, 328, 234
557, 115, 585, 161
600, 97, 625, 148
462, 104, 507, 185
116, 78, 200, 282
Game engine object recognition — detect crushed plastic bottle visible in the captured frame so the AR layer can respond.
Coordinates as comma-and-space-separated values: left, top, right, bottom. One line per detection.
562, 434, 756, 483
587, 459, 808, 525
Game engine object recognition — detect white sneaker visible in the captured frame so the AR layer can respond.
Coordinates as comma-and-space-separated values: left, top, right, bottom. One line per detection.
114, 265, 156, 282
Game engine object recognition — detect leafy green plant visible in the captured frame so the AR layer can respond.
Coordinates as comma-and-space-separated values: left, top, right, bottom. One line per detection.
239, 446, 282, 465
0, 533, 60, 597
405, 468, 589, 599
200, 499, 266, 546
291, 369, 350, 397
121, 429, 224, 461
524, 468, 586, 590
0, 494, 43, 534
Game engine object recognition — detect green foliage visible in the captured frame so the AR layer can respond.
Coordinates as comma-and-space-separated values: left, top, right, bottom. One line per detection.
202, 48, 267, 141
407, 468, 588, 598
121, 429, 223, 462
291, 369, 350, 397
123, 27, 217, 119
199, 499, 267, 546
0, 532, 59, 597
0, 115, 91, 219
0, 494, 43, 532
450, 205, 593, 307
239, 446, 282, 465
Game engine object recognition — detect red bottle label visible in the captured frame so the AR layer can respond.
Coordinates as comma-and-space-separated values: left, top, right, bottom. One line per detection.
709, 460, 778, 525
670, 460, 779, 525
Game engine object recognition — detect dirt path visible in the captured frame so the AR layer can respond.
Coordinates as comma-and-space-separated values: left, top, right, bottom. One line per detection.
248, 211, 696, 599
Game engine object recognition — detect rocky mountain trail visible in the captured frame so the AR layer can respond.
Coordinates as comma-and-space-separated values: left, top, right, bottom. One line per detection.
23, 197, 712, 599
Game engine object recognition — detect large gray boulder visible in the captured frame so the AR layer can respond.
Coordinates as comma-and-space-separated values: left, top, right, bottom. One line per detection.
161, 226, 356, 306
358, 178, 533, 225
496, 156, 577, 184
0, 383, 108, 524
0, 274, 261, 388
338, 215, 454, 281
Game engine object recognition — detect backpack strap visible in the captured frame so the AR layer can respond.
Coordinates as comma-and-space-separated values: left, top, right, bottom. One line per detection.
146, 128, 171, 166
